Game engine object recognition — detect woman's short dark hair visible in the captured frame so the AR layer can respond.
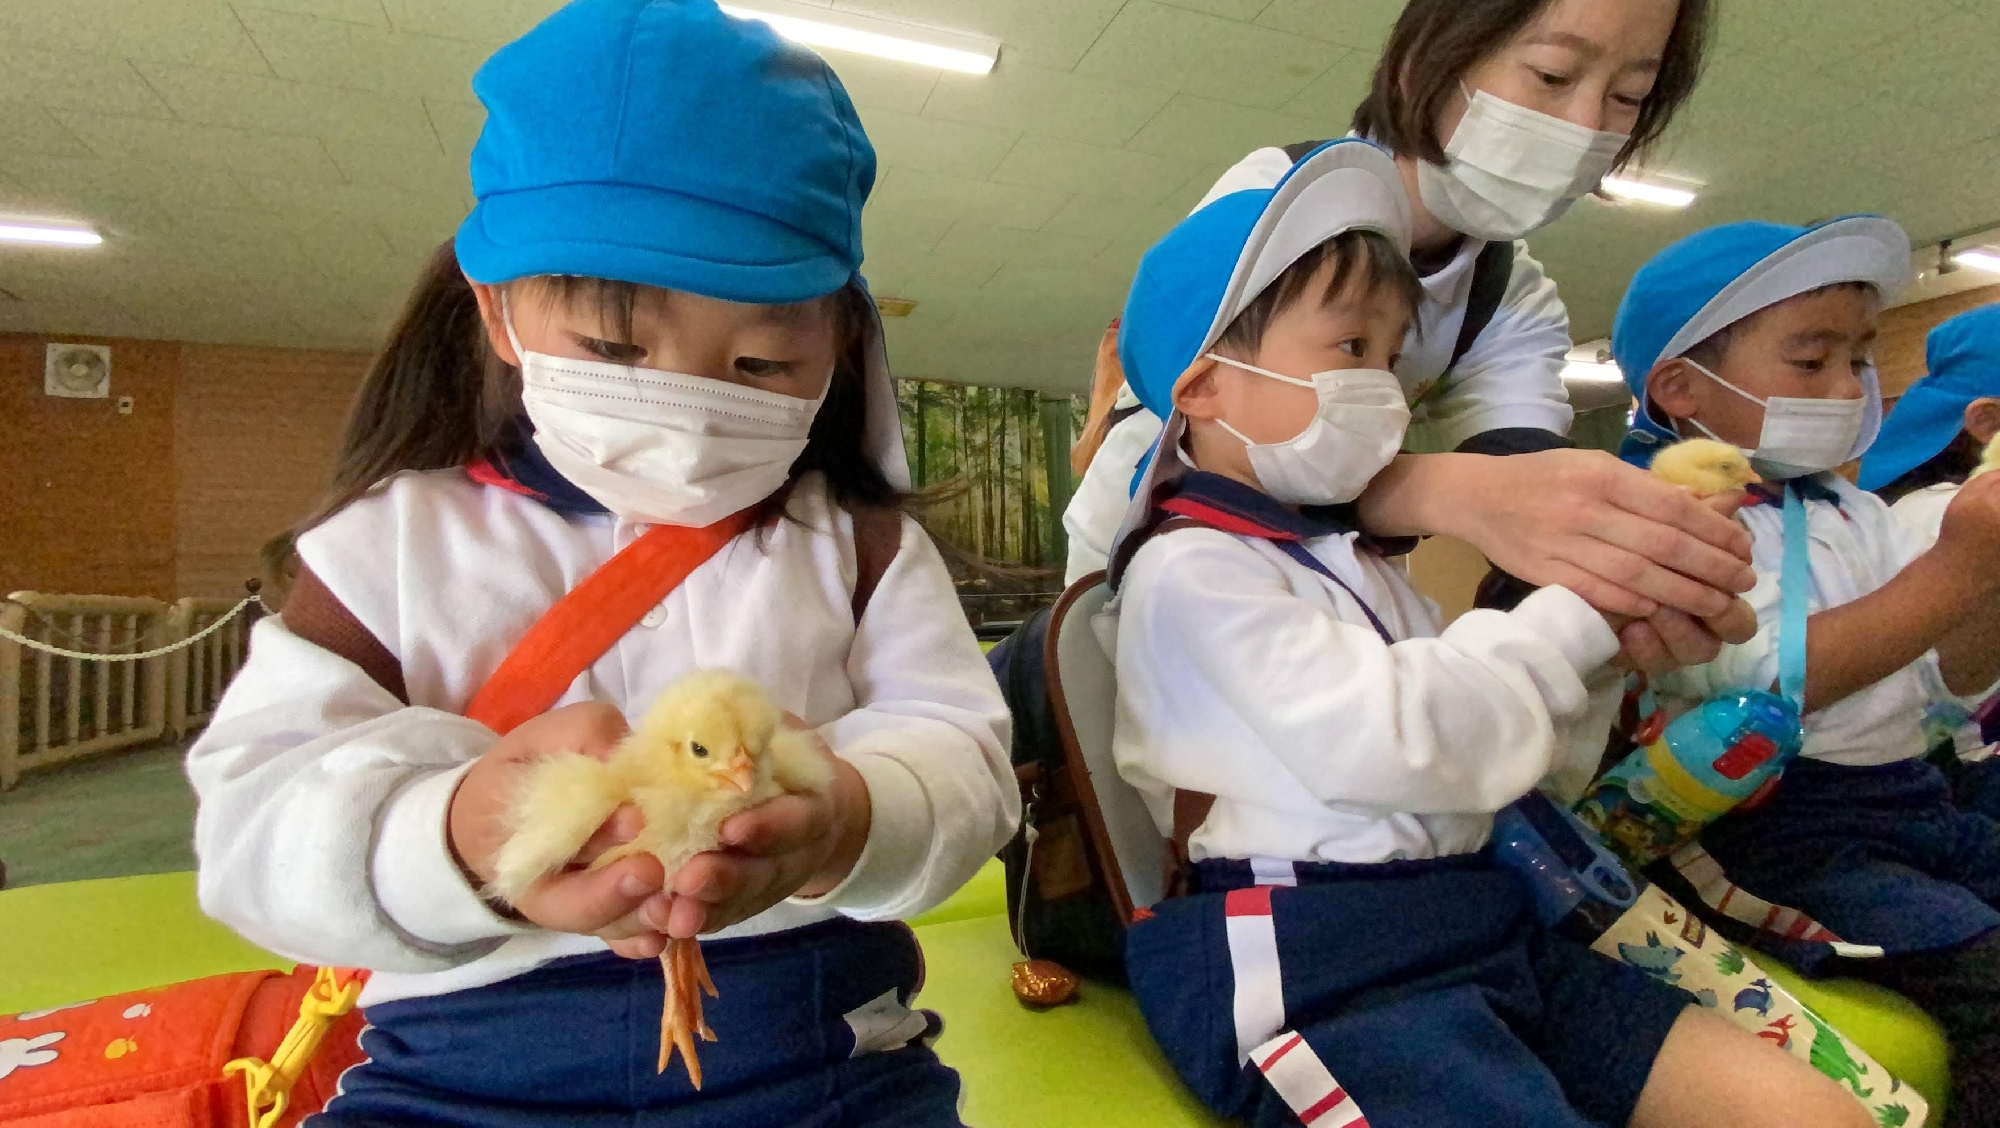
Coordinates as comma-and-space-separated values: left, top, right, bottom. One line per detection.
1352, 0, 1714, 170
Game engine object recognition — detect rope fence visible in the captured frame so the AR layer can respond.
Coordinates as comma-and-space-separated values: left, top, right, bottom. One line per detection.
1, 585, 268, 789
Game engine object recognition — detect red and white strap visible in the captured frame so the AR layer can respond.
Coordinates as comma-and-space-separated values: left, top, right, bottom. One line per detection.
1669, 844, 1880, 953
1225, 886, 1286, 1063
1251, 1031, 1370, 1128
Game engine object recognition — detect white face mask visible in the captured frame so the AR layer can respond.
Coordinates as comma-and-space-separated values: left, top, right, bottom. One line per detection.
506, 305, 825, 526
1680, 358, 1866, 480
1415, 86, 1627, 243
1202, 354, 1411, 505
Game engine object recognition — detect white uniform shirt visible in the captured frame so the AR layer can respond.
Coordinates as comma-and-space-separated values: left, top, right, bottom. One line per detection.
1063, 148, 1574, 584
1658, 475, 1946, 767
1107, 521, 1621, 866
1891, 482, 1998, 757
188, 471, 1017, 1006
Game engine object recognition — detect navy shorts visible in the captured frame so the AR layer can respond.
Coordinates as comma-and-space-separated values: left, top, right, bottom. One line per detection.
313, 919, 961, 1128
1702, 756, 2000, 957
1127, 855, 1693, 1128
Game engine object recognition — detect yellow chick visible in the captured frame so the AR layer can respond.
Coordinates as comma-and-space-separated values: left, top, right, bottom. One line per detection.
1973, 433, 2000, 479
490, 669, 834, 1088
1650, 438, 1762, 498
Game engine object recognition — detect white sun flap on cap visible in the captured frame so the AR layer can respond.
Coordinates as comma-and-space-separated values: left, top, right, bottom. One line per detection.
857, 296, 911, 490
1656, 217, 1910, 370
1198, 144, 1415, 365
1108, 411, 1193, 581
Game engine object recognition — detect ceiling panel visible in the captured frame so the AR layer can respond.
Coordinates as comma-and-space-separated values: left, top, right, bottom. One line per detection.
2, 0, 1997, 389
0, 0, 272, 75
921, 63, 1173, 148
0, 48, 176, 118
1073, 2, 1338, 111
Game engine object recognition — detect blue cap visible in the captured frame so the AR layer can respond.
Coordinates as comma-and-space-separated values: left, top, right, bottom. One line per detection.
1858, 304, 2000, 490
1611, 216, 1909, 466
1108, 139, 1411, 559
1119, 139, 1411, 421
454, 0, 874, 305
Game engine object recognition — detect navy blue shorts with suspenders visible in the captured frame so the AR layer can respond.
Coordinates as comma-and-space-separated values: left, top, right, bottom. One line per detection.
1114, 473, 1692, 1128
313, 919, 961, 1128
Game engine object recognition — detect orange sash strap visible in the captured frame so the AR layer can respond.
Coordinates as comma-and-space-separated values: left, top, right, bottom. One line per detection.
462, 509, 758, 735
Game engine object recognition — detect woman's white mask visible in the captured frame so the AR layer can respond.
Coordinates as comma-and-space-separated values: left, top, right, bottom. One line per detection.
1415, 86, 1627, 243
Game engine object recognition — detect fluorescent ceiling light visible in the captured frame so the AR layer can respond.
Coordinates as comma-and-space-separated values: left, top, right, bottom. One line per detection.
0, 222, 102, 247
1562, 360, 1627, 383
1953, 248, 2000, 274
1602, 177, 1697, 208
721, 1, 998, 74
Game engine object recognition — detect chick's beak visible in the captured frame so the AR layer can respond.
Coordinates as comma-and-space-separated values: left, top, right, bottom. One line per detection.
721, 751, 755, 794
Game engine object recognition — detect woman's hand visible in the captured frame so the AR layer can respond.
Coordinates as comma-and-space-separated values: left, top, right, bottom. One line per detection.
647, 719, 872, 942
447, 702, 672, 954
1365, 450, 1756, 618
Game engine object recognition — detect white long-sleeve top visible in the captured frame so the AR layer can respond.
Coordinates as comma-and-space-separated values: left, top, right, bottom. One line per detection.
1063, 147, 1576, 585
188, 470, 1017, 1006
1657, 475, 1953, 768
1106, 523, 1622, 866
1891, 482, 1999, 757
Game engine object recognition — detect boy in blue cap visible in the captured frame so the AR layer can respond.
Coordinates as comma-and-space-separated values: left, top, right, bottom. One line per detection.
188, 2, 1017, 1124
1104, 140, 1864, 1128
1861, 305, 2000, 785
1615, 220, 2000, 1126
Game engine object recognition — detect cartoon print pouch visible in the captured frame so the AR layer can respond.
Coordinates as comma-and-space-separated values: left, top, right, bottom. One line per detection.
0, 967, 364, 1127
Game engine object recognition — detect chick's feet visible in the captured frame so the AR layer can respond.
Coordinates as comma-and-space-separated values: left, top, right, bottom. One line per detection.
659, 937, 719, 1086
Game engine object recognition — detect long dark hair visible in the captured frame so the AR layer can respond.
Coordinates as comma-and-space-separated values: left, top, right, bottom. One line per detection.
263, 241, 903, 596
1352, 0, 1714, 170
1877, 430, 1984, 505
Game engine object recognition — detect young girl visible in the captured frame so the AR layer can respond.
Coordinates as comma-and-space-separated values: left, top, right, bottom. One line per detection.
1859, 304, 2000, 806
187, 2, 1015, 1124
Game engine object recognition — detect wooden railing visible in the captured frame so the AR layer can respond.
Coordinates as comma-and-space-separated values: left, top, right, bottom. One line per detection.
166, 597, 254, 738
1, 588, 262, 789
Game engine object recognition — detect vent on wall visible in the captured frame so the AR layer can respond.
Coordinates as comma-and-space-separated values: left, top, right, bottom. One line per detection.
45, 343, 112, 399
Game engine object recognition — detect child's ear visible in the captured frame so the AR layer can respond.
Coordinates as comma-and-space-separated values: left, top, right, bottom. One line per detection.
1647, 358, 1702, 421
466, 276, 520, 367
1964, 397, 2000, 446
1172, 356, 1224, 421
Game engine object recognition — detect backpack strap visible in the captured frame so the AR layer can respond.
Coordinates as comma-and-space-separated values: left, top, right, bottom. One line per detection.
463, 509, 757, 734
848, 504, 903, 623
1280, 138, 1332, 161
282, 567, 408, 705
1450, 238, 1515, 373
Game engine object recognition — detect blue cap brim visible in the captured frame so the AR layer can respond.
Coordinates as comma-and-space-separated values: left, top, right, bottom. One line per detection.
1857, 382, 1971, 491
456, 181, 851, 305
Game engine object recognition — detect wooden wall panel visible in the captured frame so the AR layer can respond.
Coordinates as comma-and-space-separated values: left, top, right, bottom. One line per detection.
173, 344, 368, 597
0, 333, 180, 599
1878, 285, 2000, 399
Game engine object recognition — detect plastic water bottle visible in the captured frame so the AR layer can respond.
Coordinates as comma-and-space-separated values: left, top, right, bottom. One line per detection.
1574, 689, 1804, 869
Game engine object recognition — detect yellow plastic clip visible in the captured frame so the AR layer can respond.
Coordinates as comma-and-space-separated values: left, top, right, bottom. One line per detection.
223, 967, 365, 1128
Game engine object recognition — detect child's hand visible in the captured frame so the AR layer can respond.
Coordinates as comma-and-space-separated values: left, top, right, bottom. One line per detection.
1935, 472, 2000, 590
448, 702, 668, 947
1611, 599, 1754, 672
650, 717, 872, 940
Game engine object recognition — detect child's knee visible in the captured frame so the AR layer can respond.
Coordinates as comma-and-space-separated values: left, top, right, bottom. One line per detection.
1632, 1007, 1874, 1128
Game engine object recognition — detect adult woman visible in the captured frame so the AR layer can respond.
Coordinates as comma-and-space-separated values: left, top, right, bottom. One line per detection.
1065, 0, 1751, 666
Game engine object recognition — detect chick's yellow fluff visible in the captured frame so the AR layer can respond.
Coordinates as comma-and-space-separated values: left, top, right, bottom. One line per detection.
1650, 438, 1762, 498
1975, 433, 2000, 479
490, 669, 833, 903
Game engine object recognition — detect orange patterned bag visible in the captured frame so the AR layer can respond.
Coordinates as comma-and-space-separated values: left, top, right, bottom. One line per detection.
0, 967, 366, 1127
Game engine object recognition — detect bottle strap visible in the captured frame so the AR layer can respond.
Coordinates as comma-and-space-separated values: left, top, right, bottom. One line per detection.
1778, 483, 1810, 709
